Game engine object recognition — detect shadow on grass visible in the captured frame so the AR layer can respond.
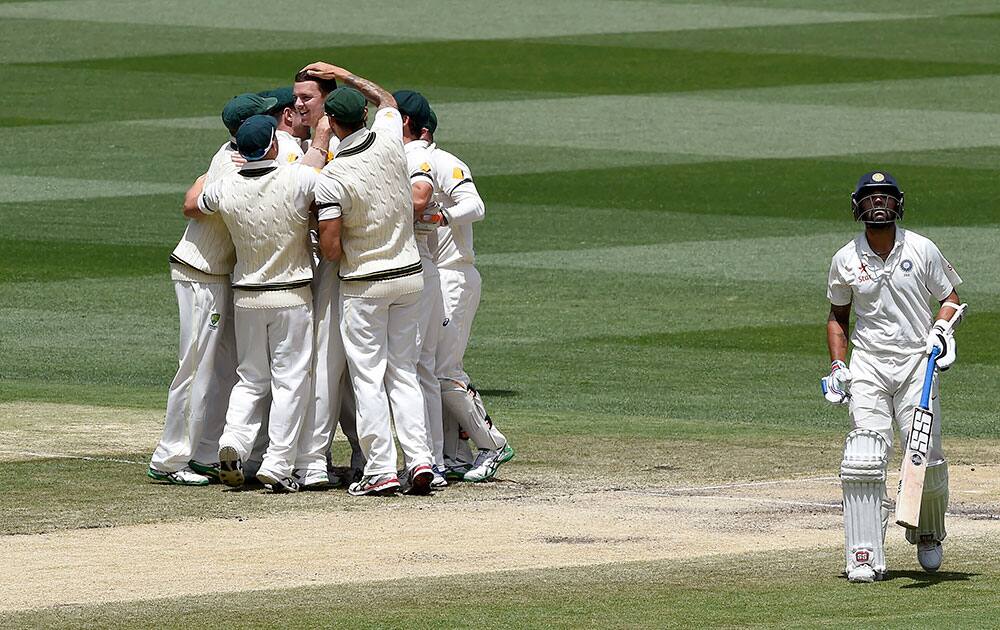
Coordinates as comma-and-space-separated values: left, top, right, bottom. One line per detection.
889, 570, 979, 589
478, 389, 519, 398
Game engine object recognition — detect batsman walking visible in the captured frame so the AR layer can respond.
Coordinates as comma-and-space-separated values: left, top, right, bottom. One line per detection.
823, 171, 965, 583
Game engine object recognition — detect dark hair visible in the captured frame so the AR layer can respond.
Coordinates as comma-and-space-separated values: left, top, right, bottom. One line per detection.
293, 70, 337, 95
341, 119, 366, 133
403, 115, 424, 139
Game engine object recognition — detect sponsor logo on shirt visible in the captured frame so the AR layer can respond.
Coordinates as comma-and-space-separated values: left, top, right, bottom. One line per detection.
857, 264, 873, 283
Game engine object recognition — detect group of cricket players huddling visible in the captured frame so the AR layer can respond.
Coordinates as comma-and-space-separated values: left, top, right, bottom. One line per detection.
148, 62, 513, 497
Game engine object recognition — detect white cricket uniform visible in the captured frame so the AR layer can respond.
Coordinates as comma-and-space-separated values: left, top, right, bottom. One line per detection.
199, 159, 318, 480
298, 134, 364, 478
828, 227, 962, 462
276, 129, 305, 165
430, 145, 505, 456
432, 145, 485, 386
314, 108, 432, 477
405, 139, 446, 467
151, 140, 239, 473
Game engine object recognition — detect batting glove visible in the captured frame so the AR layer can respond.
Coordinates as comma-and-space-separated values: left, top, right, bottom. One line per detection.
925, 320, 957, 371
821, 360, 852, 405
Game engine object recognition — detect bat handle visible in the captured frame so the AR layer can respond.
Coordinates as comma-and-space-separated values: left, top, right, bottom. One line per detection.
919, 346, 940, 409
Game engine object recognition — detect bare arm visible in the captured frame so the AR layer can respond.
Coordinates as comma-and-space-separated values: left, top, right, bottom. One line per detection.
301, 116, 333, 169
411, 181, 432, 215
182, 174, 207, 219
300, 61, 396, 110
319, 217, 342, 262
827, 303, 851, 363
935, 289, 961, 323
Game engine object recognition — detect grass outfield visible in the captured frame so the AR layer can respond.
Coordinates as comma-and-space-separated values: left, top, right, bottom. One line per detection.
1, 0, 999, 627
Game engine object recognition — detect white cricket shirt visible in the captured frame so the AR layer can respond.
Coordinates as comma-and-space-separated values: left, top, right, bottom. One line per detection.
404, 139, 438, 261
827, 227, 961, 356
430, 145, 484, 268
275, 130, 305, 164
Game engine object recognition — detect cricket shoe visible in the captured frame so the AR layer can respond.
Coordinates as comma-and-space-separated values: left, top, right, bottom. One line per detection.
147, 466, 210, 486
218, 445, 245, 488
431, 465, 449, 489
188, 459, 220, 482
257, 472, 300, 494
348, 473, 400, 497
294, 468, 331, 490
403, 464, 434, 496
917, 537, 943, 572
847, 565, 877, 583
463, 443, 515, 482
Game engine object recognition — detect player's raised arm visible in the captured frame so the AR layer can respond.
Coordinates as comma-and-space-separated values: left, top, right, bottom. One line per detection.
300, 61, 397, 110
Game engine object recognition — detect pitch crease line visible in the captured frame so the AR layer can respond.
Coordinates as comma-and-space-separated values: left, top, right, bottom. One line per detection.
653, 475, 840, 493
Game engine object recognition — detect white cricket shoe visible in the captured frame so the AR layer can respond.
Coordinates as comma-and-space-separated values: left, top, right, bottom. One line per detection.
917, 538, 943, 572
295, 468, 331, 490
431, 465, 449, 489
847, 565, 876, 583
147, 466, 210, 486
463, 443, 515, 482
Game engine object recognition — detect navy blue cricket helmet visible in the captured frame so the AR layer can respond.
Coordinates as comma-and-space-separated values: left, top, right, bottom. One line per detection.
851, 171, 904, 224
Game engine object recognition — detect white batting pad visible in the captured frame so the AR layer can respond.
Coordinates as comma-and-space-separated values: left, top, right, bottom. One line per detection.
841, 428, 890, 576
906, 461, 949, 544
440, 379, 501, 450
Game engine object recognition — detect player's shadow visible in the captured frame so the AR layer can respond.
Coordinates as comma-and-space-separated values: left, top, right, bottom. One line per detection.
477, 389, 518, 398
886, 570, 978, 589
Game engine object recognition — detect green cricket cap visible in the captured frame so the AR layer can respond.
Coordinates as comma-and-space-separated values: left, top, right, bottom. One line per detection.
222, 93, 278, 134
426, 108, 438, 134
324, 87, 367, 124
258, 86, 295, 113
236, 115, 277, 161
392, 89, 430, 130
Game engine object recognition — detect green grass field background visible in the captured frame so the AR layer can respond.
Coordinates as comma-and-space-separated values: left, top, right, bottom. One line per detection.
1, 1, 999, 627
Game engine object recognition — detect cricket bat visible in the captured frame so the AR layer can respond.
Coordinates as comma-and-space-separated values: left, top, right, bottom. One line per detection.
895, 346, 939, 529
895, 302, 967, 528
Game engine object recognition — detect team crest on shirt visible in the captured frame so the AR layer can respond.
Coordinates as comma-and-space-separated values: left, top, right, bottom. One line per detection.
420, 162, 431, 172
453, 167, 464, 179
209, 313, 222, 329
287, 153, 298, 163
901, 259, 913, 273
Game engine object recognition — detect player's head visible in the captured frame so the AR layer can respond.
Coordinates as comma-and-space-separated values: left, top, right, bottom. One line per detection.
293, 70, 338, 129
222, 93, 278, 137
324, 87, 368, 140
392, 90, 431, 142
236, 115, 278, 162
259, 86, 308, 140
421, 108, 437, 143
851, 171, 904, 226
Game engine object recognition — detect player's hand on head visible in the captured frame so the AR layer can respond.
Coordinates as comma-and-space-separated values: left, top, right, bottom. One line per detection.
926, 322, 956, 371
301, 61, 341, 80
822, 360, 852, 404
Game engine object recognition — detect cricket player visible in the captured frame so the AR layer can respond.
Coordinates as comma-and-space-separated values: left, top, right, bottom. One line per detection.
304, 61, 435, 497
424, 109, 515, 482
183, 115, 327, 493
293, 69, 365, 484
260, 86, 309, 163
148, 93, 277, 485
824, 171, 963, 582
395, 89, 448, 489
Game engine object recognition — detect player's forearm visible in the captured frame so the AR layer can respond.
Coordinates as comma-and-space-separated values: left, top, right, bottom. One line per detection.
441, 187, 485, 225
301, 62, 395, 109
319, 219, 342, 261
411, 182, 432, 214
935, 290, 961, 323
301, 119, 333, 169
182, 175, 207, 219
827, 306, 851, 363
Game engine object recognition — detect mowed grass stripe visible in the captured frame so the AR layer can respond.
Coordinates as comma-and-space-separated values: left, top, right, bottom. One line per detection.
0, 0, 912, 38
0, 17, 395, 64
0, 174, 185, 203
34, 41, 1000, 97
542, 13, 1000, 65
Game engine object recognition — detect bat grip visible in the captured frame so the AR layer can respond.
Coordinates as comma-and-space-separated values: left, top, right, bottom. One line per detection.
919, 346, 940, 409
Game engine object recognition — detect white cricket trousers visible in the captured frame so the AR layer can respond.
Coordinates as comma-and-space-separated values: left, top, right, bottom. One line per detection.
220, 303, 313, 480
849, 349, 944, 465
436, 264, 481, 384
417, 258, 445, 468
340, 289, 432, 476
151, 280, 237, 472
296, 260, 362, 474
